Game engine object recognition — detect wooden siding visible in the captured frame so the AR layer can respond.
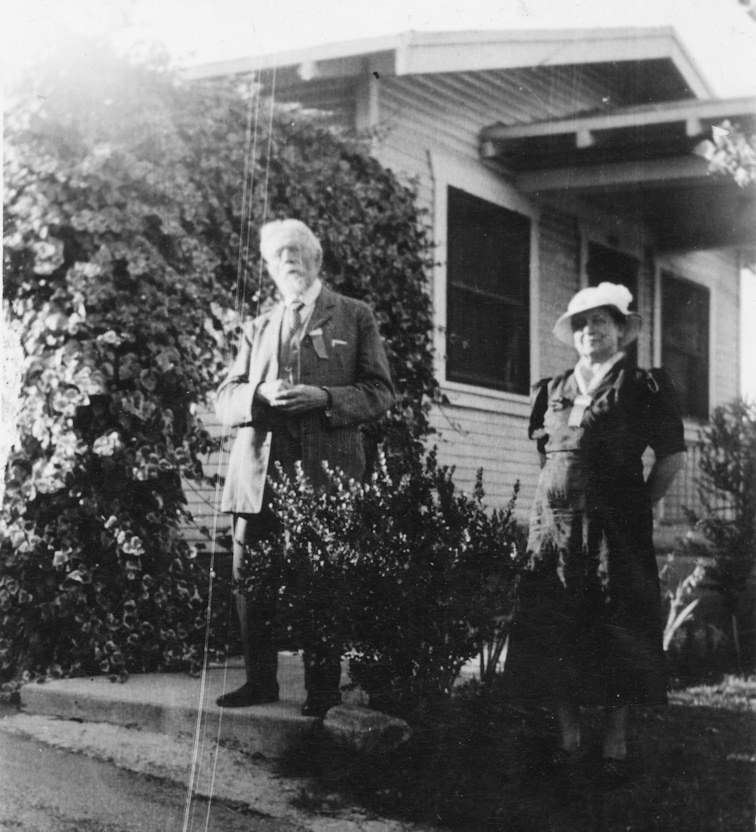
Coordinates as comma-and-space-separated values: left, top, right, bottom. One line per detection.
370, 64, 635, 202
182, 408, 232, 552
536, 205, 582, 380
428, 402, 537, 522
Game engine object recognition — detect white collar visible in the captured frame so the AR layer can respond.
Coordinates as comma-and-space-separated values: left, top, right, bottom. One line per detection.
574, 351, 625, 397
282, 278, 322, 309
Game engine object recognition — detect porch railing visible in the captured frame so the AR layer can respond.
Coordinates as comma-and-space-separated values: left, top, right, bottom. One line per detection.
660, 437, 734, 526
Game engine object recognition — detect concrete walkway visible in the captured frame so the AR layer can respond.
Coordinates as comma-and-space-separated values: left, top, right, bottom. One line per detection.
2, 654, 438, 831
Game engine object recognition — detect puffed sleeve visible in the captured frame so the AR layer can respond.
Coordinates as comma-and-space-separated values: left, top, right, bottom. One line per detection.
641, 367, 686, 459
529, 378, 551, 455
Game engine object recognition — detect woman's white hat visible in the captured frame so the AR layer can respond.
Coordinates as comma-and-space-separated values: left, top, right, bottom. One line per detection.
553, 282, 643, 346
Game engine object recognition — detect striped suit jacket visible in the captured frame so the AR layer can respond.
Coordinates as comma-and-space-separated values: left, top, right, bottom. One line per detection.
215, 285, 395, 514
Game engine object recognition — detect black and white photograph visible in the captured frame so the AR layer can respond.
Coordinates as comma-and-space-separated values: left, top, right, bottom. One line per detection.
2, 1, 755, 830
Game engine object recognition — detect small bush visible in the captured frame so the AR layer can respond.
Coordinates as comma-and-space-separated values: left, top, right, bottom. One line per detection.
683, 398, 756, 668
239, 450, 521, 718
693, 399, 756, 605
661, 557, 705, 653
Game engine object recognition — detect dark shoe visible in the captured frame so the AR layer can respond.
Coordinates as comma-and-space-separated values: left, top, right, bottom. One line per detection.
599, 757, 631, 789
216, 682, 279, 708
549, 747, 572, 769
523, 745, 582, 786
301, 693, 341, 718
539, 747, 575, 774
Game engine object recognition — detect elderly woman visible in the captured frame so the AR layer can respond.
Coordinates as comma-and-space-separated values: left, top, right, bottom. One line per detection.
505, 282, 686, 785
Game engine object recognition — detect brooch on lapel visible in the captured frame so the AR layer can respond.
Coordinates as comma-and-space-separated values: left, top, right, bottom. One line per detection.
568, 394, 592, 427
549, 396, 573, 411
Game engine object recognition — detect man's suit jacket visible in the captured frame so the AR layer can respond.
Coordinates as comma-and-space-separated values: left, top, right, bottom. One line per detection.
215, 285, 395, 514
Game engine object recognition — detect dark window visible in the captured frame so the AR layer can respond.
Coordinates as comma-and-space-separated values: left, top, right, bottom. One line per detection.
586, 242, 639, 366
446, 186, 531, 394
662, 273, 709, 420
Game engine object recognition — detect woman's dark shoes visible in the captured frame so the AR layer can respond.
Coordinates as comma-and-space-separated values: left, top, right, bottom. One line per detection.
548, 747, 572, 769
301, 692, 341, 718
549, 747, 587, 788
524, 745, 581, 782
598, 756, 631, 789
216, 681, 279, 708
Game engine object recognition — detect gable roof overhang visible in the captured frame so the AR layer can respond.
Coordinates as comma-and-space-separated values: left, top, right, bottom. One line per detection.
185, 28, 755, 255
185, 26, 712, 99
480, 96, 756, 252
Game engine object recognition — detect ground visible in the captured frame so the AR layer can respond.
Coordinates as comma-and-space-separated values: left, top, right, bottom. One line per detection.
0, 674, 753, 831
282, 675, 756, 832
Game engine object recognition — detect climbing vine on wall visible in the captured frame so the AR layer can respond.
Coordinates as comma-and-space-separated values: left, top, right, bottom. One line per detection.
2, 36, 436, 680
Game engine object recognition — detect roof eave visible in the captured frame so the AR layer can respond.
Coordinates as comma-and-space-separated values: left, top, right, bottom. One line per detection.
182, 26, 713, 97
480, 95, 756, 144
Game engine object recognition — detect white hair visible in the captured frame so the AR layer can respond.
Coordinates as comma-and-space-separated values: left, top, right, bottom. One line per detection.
259, 219, 322, 263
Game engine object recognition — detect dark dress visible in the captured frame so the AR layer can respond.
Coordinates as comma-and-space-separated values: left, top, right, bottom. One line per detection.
505, 357, 685, 708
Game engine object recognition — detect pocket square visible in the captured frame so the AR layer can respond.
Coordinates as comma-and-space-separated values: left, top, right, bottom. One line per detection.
309, 329, 329, 359
332, 339, 347, 346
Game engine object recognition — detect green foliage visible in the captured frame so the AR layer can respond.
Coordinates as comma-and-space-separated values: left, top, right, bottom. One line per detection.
0, 320, 24, 506
659, 557, 705, 652
690, 398, 756, 612
240, 450, 520, 718
703, 119, 756, 188
2, 37, 436, 680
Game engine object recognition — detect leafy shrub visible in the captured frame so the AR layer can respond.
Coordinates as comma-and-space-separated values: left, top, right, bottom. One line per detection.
690, 399, 756, 613
703, 119, 756, 188
660, 556, 705, 653
2, 38, 436, 680
240, 450, 520, 718
671, 398, 756, 670
3, 45, 231, 680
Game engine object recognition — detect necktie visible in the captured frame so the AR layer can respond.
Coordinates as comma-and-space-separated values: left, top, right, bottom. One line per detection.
288, 300, 303, 341
280, 300, 304, 377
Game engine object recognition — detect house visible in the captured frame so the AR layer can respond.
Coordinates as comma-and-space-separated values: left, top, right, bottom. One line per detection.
183, 18, 756, 548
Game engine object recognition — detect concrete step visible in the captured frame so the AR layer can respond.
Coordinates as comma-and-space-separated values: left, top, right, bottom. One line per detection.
19, 653, 330, 758
19, 652, 491, 759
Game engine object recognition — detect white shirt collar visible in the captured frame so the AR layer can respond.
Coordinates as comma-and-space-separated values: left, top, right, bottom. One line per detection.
574, 351, 625, 397
282, 278, 322, 310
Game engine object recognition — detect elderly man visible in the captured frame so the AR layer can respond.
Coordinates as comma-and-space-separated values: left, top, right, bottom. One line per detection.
215, 219, 395, 716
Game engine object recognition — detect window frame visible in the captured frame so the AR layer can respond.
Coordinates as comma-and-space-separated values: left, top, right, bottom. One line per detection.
659, 270, 711, 422
430, 152, 539, 412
